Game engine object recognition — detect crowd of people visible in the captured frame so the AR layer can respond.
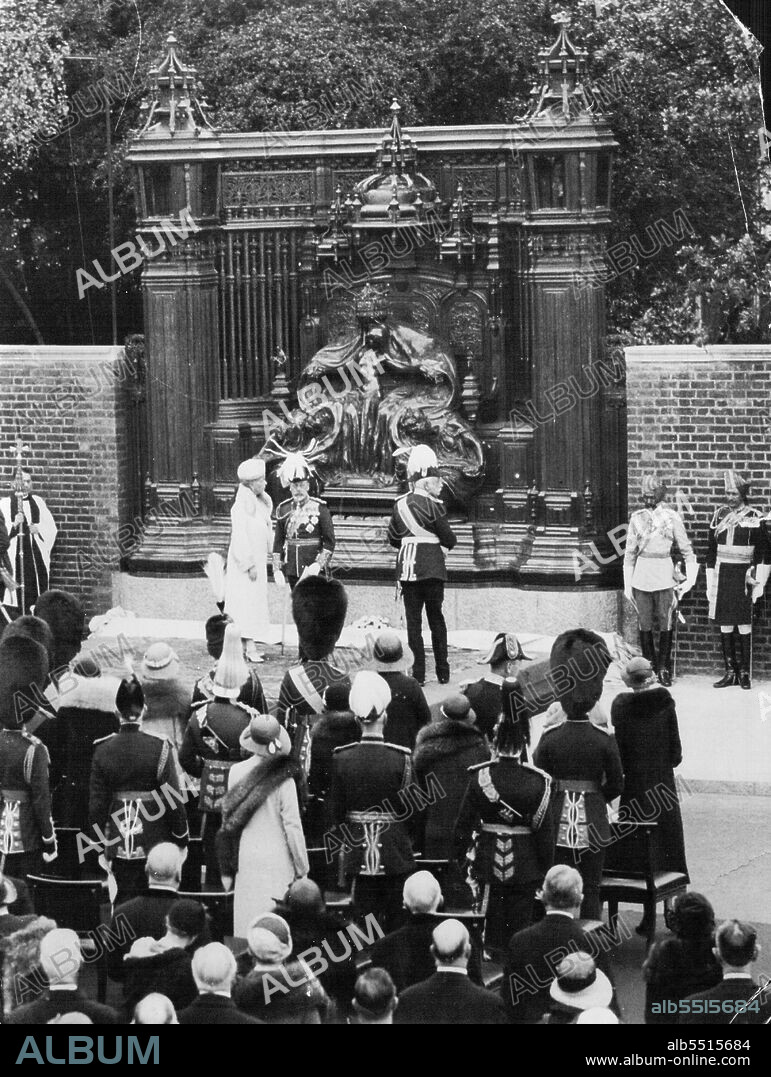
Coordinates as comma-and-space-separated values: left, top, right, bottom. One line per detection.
0, 450, 768, 1025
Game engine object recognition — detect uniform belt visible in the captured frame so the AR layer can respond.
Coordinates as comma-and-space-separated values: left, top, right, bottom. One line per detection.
556, 780, 601, 794
348, 810, 397, 824
1, 788, 30, 803
637, 551, 672, 558
481, 823, 532, 836
717, 547, 753, 564
401, 536, 440, 545
114, 790, 160, 803
289, 538, 320, 546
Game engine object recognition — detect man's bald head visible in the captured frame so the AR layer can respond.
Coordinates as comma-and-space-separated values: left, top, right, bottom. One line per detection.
431, 919, 470, 966
133, 993, 178, 1025
146, 843, 183, 888
40, 928, 82, 985
192, 943, 237, 994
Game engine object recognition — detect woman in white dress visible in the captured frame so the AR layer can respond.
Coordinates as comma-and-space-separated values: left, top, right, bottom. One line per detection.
216, 714, 308, 938
224, 458, 273, 662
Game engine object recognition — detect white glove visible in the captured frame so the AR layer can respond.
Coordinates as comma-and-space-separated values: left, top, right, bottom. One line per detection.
749, 565, 770, 603
221, 875, 234, 893
43, 845, 58, 864
300, 561, 322, 581
705, 567, 717, 605
274, 570, 286, 587
623, 564, 634, 603
676, 561, 700, 599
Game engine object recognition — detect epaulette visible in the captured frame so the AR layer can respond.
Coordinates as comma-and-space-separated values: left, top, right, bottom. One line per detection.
93, 732, 117, 745
332, 741, 359, 754
309, 496, 327, 506
522, 760, 551, 779
276, 499, 293, 516
468, 759, 494, 772
382, 742, 411, 754
539, 723, 560, 736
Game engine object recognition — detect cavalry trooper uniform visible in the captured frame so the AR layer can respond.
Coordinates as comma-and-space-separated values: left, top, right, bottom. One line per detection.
0, 725, 57, 879
454, 744, 555, 953
624, 476, 698, 687
327, 733, 415, 931
534, 718, 623, 922
387, 445, 457, 685
707, 471, 771, 690
89, 723, 189, 903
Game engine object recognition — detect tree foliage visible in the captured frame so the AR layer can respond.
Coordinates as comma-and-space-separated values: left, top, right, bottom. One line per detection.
0, 0, 766, 344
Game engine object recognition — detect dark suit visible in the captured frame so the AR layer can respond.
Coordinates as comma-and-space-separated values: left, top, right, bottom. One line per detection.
679, 975, 771, 1024
395, 969, 508, 1025
368, 913, 483, 992
106, 888, 180, 982
177, 992, 263, 1025
502, 911, 601, 1024
378, 670, 431, 750
6, 988, 118, 1024
533, 718, 623, 920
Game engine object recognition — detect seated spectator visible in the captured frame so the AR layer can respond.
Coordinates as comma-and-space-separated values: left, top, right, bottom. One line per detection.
0, 916, 55, 1016
6, 928, 118, 1024
368, 871, 483, 991
233, 912, 328, 1024
0, 876, 35, 939
122, 899, 208, 1018
189, 614, 266, 713
412, 693, 489, 858
132, 993, 178, 1025
178, 943, 262, 1025
139, 642, 190, 751
274, 878, 357, 1014
373, 631, 430, 749
107, 843, 185, 983
543, 952, 614, 1024
643, 892, 722, 1024
394, 919, 508, 1025
351, 968, 398, 1025
680, 920, 771, 1025
502, 865, 604, 1024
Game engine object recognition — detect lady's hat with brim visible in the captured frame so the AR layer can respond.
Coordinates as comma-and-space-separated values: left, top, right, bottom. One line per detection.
139, 642, 180, 682
622, 656, 657, 690
237, 457, 265, 483
549, 952, 613, 1011
478, 631, 530, 665
575, 1008, 619, 1024
372, 630, 413, 673
212, 623, 248, 698
239, 713, 291, 757
440, 693, 476, 724
247, 913, 293, 964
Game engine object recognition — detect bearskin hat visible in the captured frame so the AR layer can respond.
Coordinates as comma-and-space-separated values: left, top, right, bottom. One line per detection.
0, 634, 50, 729
291, 576, 348, 661
549, 628, 611, 719
34, 590, 86, 668
1, 614, 55, 663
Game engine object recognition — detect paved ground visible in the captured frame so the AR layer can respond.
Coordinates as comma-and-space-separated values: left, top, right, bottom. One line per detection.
79, 622, 771, 1023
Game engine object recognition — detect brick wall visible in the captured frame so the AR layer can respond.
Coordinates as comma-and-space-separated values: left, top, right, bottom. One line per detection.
0, 346, 130, 619
625, 345, 771, 676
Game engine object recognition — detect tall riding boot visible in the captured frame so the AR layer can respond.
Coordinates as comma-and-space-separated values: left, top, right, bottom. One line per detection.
657, 631, 673, 687
713, 632, 739, 688
738, 633, 752, 690
639, 631, 657, 672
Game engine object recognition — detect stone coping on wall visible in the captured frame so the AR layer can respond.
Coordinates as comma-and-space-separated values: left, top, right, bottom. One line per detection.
626, 345, 771, 363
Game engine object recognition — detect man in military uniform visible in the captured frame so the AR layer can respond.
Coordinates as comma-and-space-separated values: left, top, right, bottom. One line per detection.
272, 451, 335, 591
327, 671, 415, 931
624, 475, 698, 686
0, 634, 58, 879
88, 677, 189, 903
387, 444, 456, 686
533, 629, 623, 921
707, 471, 770, 690
454, 709, 555, 955
460, 631, 532, 741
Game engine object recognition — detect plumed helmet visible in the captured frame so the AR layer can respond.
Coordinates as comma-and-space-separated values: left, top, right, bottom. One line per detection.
549, 629, 612, 719
291, 575, 348, 660
33, 590, 86, 669
407, 444, 439, 481
0, 635, 50, 728
724, 470, 749, 498
276, 452, 313, 487
641, 474, 666, 501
